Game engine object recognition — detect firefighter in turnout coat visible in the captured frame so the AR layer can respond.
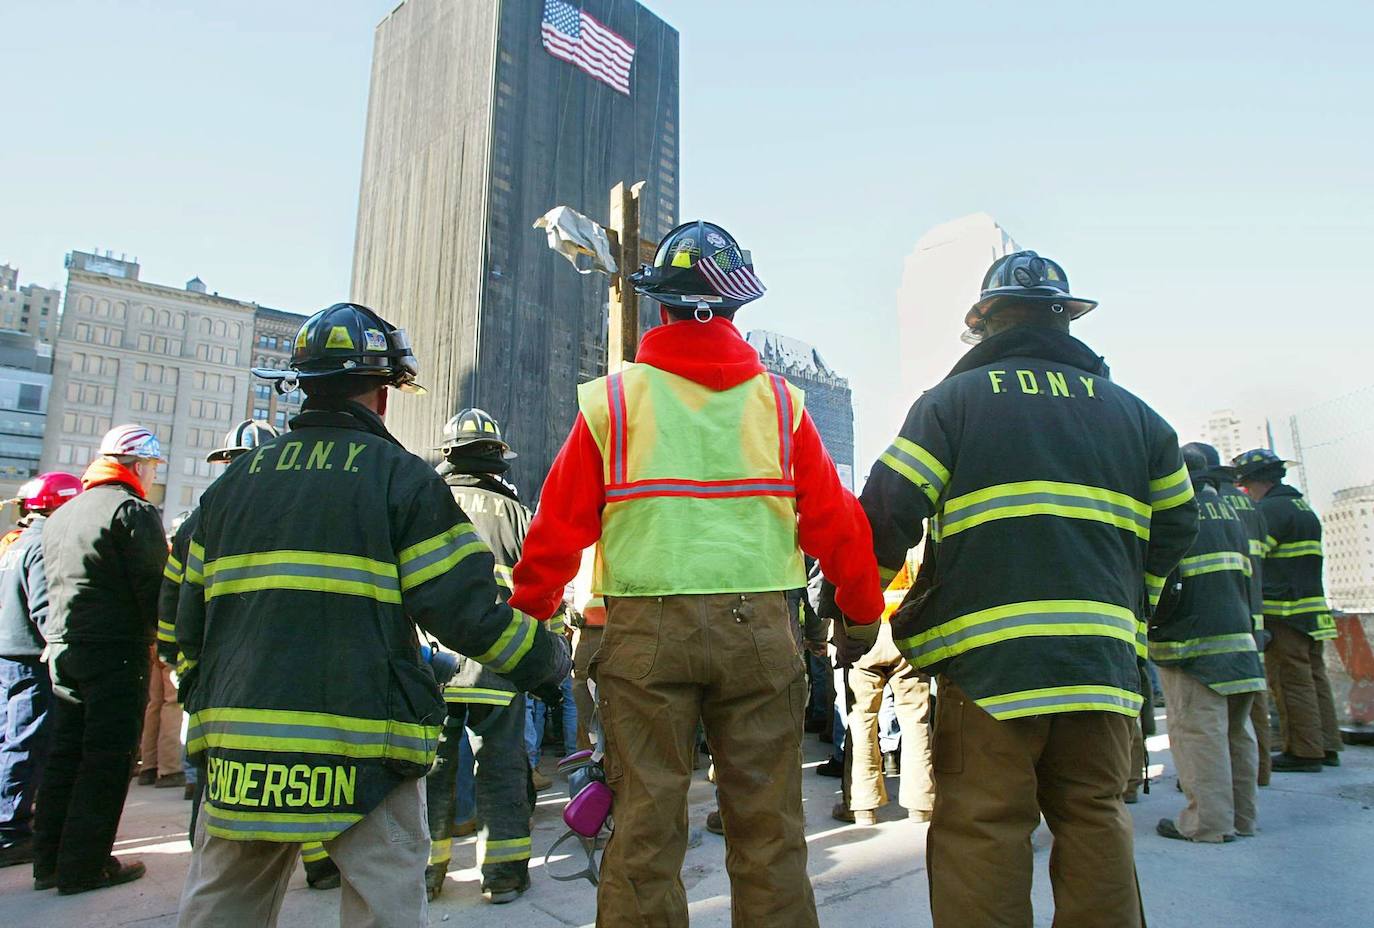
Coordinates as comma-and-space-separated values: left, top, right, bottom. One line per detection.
858, 252, 1198, 928
1149, 445, 1266, 842
174, 304, 569, 928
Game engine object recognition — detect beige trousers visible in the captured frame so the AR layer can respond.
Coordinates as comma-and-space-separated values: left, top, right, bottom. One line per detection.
1157, 667, 1258, 841
848, 623, 934, 813
177, 778, 429, 928
141, 649, 183, 776
929, 679, 1144, 928
1250, 687, 1271, 785
1266, 622, 1341, 759
594, 593, 818, 928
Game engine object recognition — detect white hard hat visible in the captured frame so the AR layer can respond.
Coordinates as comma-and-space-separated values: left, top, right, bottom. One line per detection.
99, 424, 166, 462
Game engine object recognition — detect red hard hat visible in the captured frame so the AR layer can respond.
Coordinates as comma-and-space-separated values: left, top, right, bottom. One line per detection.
15, 472, 84, 513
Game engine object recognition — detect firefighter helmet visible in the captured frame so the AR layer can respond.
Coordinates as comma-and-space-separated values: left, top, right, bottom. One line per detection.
99, 424, 166, 462
964, 251, 1097, 342
208, 419, 281, 464
11, 472, 83, 514
629, 221, 766, 312
253, 303, 425, 395
437, 408, 516, 459
1232, 448, 1292, 483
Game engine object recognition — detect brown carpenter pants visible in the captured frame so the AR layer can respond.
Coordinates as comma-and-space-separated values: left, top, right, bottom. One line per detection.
929, 679, 1144, 928
594, 592, 817, 928
848, 623, 934, 814
1250, 687, 1272, 785
1266, 622, 1341, 760
141, 648, 183, 777
571, 624, 604, 750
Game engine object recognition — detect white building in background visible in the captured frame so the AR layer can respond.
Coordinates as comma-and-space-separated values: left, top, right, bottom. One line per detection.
1325, 484, 1374, 614
896, 213, 1020, 399
1204, 408, 1270, 465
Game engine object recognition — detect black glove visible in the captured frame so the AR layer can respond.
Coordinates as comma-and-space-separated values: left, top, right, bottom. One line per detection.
530, 632, 572, 706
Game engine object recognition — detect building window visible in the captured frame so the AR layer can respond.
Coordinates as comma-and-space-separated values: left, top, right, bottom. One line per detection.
274, 410, 288, 430
253, 406, 269, 420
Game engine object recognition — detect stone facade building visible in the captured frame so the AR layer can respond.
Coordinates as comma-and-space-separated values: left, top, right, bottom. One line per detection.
248, 306, 307, 431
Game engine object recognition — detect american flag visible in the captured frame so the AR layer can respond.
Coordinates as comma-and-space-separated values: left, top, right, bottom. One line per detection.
698, 247, 767, 303
541, 0, 635, 96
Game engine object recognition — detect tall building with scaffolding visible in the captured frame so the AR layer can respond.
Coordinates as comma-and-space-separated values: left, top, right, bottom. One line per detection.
351, 0, 679, 496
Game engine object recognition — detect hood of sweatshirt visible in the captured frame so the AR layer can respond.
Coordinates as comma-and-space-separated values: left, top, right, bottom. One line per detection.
633, 316, 765, 391
81, 459, 147, 499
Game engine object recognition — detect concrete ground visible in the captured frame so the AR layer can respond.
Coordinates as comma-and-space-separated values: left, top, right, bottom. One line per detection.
2, 713, 1370, 927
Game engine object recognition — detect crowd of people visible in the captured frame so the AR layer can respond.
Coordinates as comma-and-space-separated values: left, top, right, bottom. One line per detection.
0, 221, 1351, 927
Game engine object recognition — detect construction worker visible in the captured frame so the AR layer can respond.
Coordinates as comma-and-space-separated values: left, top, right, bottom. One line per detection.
857, 251, 1198, 928
1149, 445, 1266, 842
1190, 442, 1273, 785
0, 473, 82, 867
834, 559, 934, 826
174, 303, 569, 927
425, 407, 541, 904
1233, 448, 1341, 771
35, 425, 169, 894
510, 221, 883, 928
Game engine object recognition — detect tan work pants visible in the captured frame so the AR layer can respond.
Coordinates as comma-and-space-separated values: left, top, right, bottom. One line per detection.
572, 624, 604, 750
1250, 686, 1271, 785
929, 679, 1144, 928
1266, 622, 1341, 759
594, 593, 817, 928
848, 623, 934, 814
1157, 667, 1257, 840
141, 649, 182, 776
177, 778, 429, 928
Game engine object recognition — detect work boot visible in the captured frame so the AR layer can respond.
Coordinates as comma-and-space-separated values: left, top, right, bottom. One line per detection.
1271, 752, 1323, 772
1156, 818, 1234, 844
425, 863, 447, 901
815, 757, 843, 778
1122, 787, 1139, 805
482, 869, 530, 905
1324, 750, 1341, 767
831, 802, 876, 826
882, 752, 900, 777
58, 857, 146, 895
183, 783, 196, 800
0, 838, 34, 868
305, 857, 340, 890
705, 810, 724, 835
531, 768, 553, 791
908, 809, 932, 823
155, 772, 186, 789
136, 769, 157, 786
34, 869, 57, 891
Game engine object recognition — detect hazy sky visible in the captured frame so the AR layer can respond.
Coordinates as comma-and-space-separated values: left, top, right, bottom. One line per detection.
5, 1, 1372, 484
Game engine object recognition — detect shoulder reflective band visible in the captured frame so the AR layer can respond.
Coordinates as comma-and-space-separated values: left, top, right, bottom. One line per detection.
1149, 464, 1193, 511
975, 684, 1143, 721
1263, 596, 1330, 617
203, 803, 363, 843
1179, 551, 1252, 578
878, 436, 948, 508
203, 550, 402, 604
187, 706, 439, 766
481, 835, 533, 865
894, 599, 1140, 667
397, 523, 487, 592
1268, 539, 1323, 559
605, 372, 627, 485
939, 480, 1151, 541
767, 373, 794, 477
1149, 632, 1257, 661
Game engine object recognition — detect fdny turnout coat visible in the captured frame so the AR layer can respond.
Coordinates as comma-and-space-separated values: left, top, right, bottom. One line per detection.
175, 400, 563, 843
862, 327, 1199, 721
1148, 482, 1267, 695
1217, 478, 1267, 634
158, 508, 197, 667
1256, 483, 1335, 641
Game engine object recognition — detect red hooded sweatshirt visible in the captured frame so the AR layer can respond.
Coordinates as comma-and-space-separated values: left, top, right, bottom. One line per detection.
510, 316, 884, 623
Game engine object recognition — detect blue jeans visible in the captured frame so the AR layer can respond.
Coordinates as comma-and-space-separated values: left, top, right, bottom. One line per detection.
525, 676, 578, 766
0, 656, 53, 845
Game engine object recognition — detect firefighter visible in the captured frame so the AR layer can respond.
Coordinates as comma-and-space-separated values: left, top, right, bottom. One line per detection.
1149, 445, 1266, 842
510, 221, 883, 928
0, 473, 82, 867
1188, 442, 1273, 785
174, 303, 569, 927
1232, 448, 1341, 772
36, 426, 169, 894
424, 407, 541, 904
856, 251, 1197, 928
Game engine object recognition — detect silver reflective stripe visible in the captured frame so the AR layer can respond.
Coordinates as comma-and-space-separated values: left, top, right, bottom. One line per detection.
883, 442, 946, 497
945, 490, 1149, 534
189, 720, 430, 755
605, 481, 795, 498
1211, 677, 1267, 695
204, 808, 357, 837
982, 690, 1142, 718
907, 609, 1139, 663
206, 562, 400, 594
488, 616, 536, 670
1150, 634, 1257, 661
